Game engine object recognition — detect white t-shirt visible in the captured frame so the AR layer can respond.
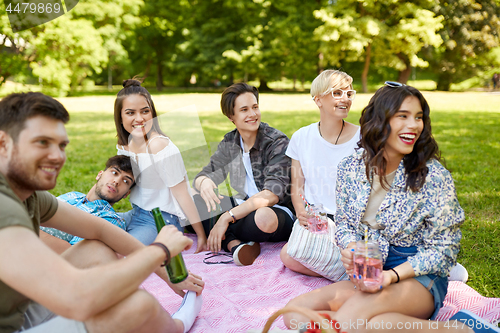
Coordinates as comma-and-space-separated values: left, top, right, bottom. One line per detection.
117, 137, 188, 218
286, 122, 360, 215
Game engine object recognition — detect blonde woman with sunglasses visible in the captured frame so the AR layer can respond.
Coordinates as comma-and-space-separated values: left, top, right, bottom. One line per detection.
280, 70, 360, 280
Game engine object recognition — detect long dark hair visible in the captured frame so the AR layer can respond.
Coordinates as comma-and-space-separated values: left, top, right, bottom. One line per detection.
359, 85, 440, 192
114, 78, 165, 145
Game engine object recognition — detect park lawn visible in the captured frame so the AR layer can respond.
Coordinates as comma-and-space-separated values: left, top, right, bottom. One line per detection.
52, 91, 500, 298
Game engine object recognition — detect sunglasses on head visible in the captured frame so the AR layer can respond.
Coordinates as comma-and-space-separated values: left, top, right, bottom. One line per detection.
384, 81, 406, 88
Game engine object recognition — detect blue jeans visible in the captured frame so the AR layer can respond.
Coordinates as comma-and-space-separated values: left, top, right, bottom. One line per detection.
119, 205, 182, 245
384, 245, 448, 320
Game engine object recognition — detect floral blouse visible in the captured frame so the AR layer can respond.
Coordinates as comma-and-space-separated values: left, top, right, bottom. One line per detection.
335, 150, 464, 277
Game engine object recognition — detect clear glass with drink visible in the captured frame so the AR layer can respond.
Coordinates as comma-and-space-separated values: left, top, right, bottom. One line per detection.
307, 204, 328, 234
362, 241, 383, 287
352, 240, 383, 287
353, 240, 365, 278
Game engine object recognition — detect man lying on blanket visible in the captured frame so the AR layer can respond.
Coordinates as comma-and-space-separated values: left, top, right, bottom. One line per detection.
0, 92, 203, 333
40, 155, 135, 254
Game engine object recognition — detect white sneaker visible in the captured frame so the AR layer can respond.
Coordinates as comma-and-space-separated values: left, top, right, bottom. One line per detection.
449, 263, 469, 283
231, 242, 261, 266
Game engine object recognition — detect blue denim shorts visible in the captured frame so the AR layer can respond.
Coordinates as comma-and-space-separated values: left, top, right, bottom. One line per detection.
384, 245, 448, 320
119, 205, 182, 245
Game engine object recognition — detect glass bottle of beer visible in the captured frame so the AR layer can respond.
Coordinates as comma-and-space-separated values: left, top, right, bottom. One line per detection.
152, 207, 188, 283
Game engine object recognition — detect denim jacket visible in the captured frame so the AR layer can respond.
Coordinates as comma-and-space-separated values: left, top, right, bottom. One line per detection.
335, 150, 464, 277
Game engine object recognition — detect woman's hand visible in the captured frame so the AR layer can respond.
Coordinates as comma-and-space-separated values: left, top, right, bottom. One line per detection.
195, 234, 208, 254
352, 270, 392, 294
207, 214, 230, 253
340, 242, 356, 276
198, 177, 223, 212
297, 210, 308, 228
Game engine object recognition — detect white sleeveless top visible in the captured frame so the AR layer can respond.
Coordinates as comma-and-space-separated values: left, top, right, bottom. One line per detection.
117, 136, 189, 218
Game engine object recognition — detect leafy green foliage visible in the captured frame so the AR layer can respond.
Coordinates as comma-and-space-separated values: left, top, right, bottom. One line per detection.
29, 16, 107, 95
429, 0, 500, 91
314, 0, 444, 91
2, 0, 500, 93
0, 1, 34, 86
69, 0, 143, 86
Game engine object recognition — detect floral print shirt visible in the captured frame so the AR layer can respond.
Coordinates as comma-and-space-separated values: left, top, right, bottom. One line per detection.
335, 150, 464, 277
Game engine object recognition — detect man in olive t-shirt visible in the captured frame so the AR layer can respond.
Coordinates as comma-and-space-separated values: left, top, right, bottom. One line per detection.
0, 92, 203, 333
0, 183, 58, 330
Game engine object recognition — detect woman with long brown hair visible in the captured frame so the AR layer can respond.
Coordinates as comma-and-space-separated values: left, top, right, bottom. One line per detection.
113, 79, 207, 251
282, 83, 478, 332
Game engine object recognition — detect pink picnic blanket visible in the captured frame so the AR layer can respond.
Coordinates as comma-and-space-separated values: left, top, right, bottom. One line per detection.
141, 236, 500, 332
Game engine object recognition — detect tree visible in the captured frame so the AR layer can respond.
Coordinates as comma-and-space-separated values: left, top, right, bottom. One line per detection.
0, 1, 33, 88
182, 0, 322, 90
247, 0, 322, 90
182, 0, 261, 87
428, 0, 500, 91
314, 0, 443, 92
126, 0, 193, 90
68, 0, 143, 87
28, 16, 107, 95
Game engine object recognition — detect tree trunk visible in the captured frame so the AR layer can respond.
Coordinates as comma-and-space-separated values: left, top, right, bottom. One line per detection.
397, 54, 412, 84
293, 74, 297, 91
361, 43, 371, 93
397, 67, 412, 84
437, 73, 452, 91
143, 57, 152, 81
259, 78, 272, 91
156, 58, 163, 92
108, 59, 113, 91
318, 52, 324, 74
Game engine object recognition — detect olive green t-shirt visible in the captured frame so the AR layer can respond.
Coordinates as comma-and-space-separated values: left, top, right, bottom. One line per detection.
0, 172, 58, 333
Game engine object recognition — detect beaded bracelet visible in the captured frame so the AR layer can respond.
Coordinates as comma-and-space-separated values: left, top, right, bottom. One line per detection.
150, 242, 171, 267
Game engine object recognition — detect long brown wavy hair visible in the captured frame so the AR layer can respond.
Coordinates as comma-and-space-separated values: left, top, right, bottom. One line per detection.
359, 85, 441, 192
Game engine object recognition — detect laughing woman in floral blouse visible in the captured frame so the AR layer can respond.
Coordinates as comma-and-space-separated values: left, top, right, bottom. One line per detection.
283, 83, 473, 332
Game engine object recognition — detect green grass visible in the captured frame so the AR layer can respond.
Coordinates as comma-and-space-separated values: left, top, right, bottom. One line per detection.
51, 91, 500, 298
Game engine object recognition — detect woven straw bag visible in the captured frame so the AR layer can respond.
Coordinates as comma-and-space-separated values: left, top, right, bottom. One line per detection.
261, 306, 336, 333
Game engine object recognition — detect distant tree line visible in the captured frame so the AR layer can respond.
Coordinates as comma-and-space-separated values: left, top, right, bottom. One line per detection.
1, 0, 499, 95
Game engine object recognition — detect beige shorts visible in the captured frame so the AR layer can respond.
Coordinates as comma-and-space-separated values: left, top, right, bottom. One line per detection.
16, 302, 87, 333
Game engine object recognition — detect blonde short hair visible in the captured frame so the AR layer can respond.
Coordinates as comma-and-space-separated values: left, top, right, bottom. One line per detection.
310, 70, 353, 99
